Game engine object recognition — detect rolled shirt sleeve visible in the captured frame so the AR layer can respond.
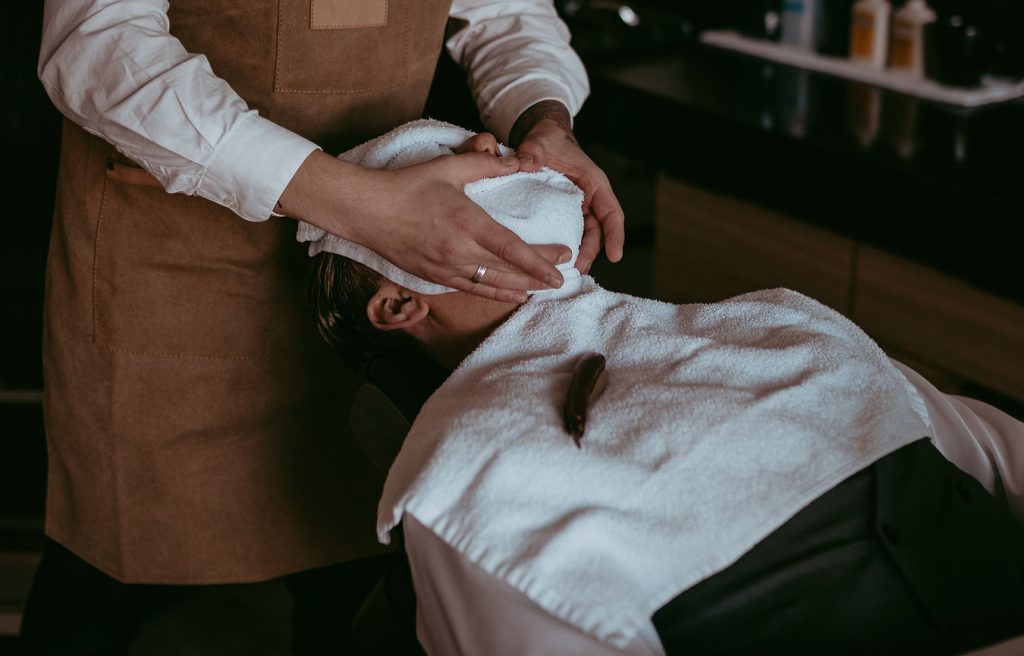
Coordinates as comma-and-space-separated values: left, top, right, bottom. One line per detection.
38, 0, 317, 221
448, 0, 591, 143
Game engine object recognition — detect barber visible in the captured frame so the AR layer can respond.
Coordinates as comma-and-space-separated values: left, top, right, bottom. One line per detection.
21, 0, 623, 653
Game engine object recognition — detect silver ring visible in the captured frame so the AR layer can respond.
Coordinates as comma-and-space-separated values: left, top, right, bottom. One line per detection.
470, 265, 487, 284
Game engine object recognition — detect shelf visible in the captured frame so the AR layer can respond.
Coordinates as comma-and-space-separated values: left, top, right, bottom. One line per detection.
0, 390, 43, 405
700, 30, 1024, 108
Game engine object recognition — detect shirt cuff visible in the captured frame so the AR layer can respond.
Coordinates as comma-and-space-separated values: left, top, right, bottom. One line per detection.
196, 113, 320, 222
482, 77, 581, 145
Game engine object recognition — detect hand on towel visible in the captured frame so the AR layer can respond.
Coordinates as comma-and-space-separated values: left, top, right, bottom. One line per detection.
277, 149, 571, 304
510, 101, 625, 274
454, 132, 502, 157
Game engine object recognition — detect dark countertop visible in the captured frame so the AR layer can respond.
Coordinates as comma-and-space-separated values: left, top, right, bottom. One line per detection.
573, 42, 1023, 302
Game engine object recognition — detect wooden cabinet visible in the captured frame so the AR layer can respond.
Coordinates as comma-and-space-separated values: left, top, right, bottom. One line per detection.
654, 177, 854, 315
853, 246, 1024, 402
654, 176, 1024, 407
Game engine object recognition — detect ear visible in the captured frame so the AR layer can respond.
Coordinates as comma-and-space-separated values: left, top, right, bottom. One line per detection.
367, 282, 430, 332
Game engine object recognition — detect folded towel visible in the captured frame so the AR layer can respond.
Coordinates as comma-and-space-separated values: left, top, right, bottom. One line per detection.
378, 283, 930, 649
296, 119, 585, 296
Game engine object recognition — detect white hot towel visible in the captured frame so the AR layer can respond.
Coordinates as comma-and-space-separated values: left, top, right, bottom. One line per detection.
296, 119, 585, 296
378, 282, 931, 649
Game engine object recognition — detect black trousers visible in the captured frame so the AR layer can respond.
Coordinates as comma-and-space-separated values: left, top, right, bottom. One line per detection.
653, 439, 1024, 655
17, 543, 393, 656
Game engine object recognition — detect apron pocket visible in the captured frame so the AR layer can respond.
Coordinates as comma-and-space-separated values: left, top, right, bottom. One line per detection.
275, 0, 410, 94
93, 161, 304, 359
311, 0, 387, 29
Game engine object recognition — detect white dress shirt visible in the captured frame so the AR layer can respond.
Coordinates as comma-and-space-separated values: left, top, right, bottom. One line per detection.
38, 0, 589, 222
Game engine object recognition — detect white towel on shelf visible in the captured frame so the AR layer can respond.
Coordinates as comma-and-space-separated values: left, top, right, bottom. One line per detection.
378, 282, 930, 650
295, 119, 585, 296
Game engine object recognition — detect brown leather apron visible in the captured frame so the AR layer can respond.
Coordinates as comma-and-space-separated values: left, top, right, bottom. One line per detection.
43, 0, 452, 584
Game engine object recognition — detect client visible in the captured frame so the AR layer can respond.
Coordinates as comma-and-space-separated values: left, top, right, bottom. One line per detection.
300, 121, 1024, 656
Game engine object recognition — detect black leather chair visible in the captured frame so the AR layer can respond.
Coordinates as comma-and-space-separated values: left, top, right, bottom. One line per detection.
349, 353, 449, 656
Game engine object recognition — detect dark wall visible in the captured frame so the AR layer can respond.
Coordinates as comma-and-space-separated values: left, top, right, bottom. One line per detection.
2, 2, 59, 519
2, 1, 60, 391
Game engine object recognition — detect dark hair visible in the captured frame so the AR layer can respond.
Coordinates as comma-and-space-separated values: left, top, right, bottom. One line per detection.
308, 252, 423, 366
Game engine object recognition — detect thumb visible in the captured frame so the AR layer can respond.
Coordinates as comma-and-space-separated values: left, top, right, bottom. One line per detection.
447, 150, 521, 184
514, 140, 546, 173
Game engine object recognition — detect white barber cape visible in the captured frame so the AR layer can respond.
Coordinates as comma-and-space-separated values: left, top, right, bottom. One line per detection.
378, 280, 932, 652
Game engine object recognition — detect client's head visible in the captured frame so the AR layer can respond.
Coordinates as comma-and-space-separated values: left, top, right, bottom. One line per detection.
304, 122, 587, 369
309, 253, 520, 370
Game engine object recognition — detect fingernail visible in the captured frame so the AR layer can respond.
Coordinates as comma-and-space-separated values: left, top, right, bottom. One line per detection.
518, 154, 535, 166
557, 250, 572, 264
544, 274, 563, 289
513, 292, 529, 304
499, 156, 518, 166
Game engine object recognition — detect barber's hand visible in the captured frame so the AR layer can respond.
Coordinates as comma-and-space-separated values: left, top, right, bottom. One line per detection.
510, 101, 625, 274
278, 150, 570, 303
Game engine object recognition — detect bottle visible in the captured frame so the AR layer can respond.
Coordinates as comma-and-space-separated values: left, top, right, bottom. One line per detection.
850, 0, 891, 67
847, 82, 882, 147
884, 94, 919, 159
888, 0, 936, 76
781, 0, 826, 50
740, 0, 783, 42
931, 10, 986, 86
818, 0, 855, 56
778, 67, 813, 138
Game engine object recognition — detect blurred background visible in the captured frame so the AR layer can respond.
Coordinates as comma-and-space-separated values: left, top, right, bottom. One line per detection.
3, 0, 1023, 653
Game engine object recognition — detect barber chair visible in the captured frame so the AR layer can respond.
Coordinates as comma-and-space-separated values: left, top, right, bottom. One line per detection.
348, 353, 449, 656
344, 355, 1024, 656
